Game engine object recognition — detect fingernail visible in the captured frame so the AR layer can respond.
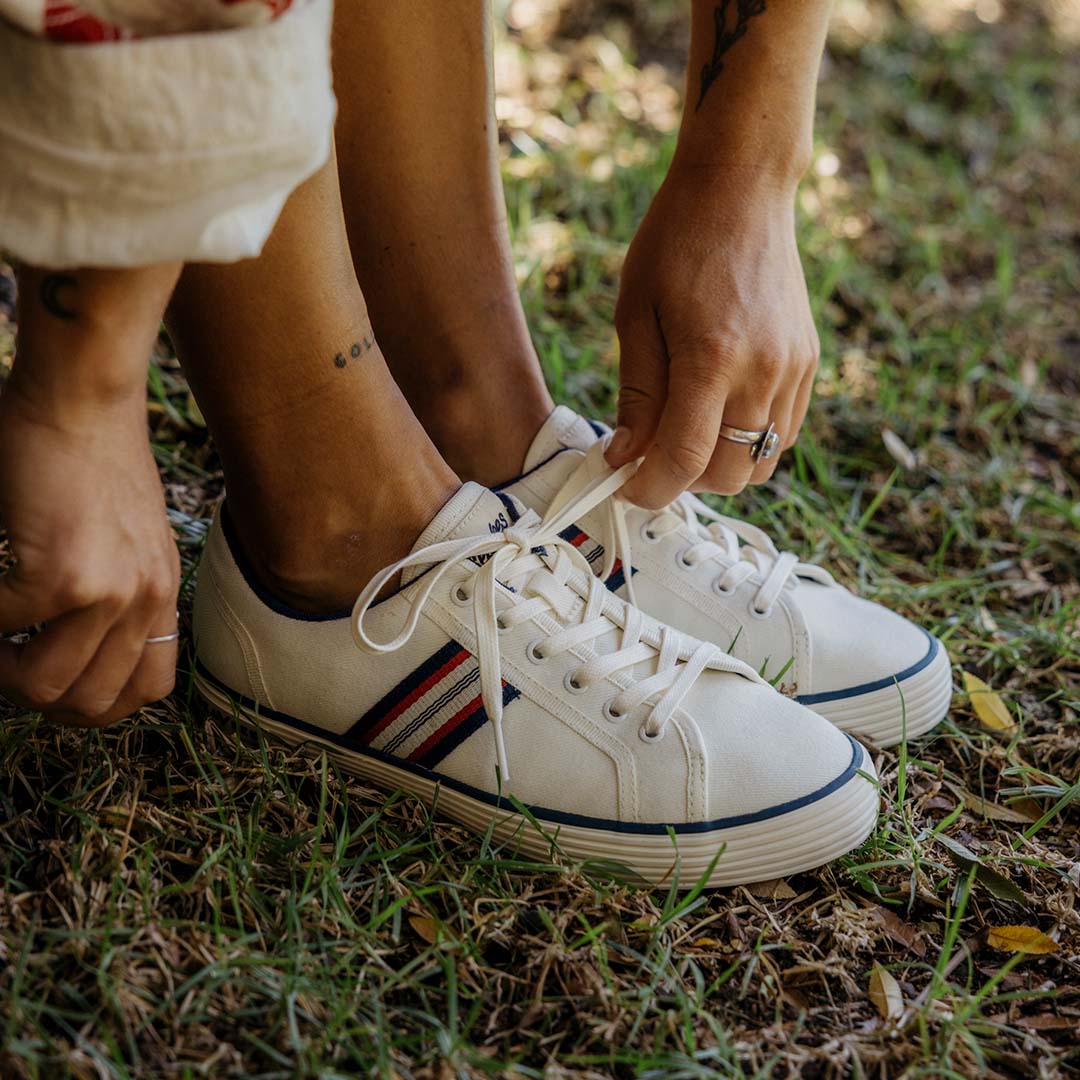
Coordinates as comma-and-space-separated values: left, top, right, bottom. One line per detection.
607, 426, 632, 459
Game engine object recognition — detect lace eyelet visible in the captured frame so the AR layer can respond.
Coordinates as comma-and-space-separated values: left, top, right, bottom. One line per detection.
564, 671, 587, 694
602, 699, 624, 722
638, 724, 664, 743
451, 584, 471, 606
639, 523, 662, 544
496, 614, 510, 632
526, 640, 547, 664
676, 549, 695, 570
712, 578, 736, 597
748, 601, 773, 619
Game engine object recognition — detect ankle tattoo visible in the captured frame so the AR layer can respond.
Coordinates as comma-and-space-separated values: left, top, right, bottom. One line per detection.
40, 273, 80, 320
332, 337, 374, 370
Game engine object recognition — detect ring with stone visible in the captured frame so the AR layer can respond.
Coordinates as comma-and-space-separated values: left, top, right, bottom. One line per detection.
718, 421, 780, 463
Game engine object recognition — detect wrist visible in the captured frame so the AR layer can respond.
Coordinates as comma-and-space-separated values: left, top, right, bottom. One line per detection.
661, 156, 805, 212
11, 261, 179, 410
669, 137, 811, 194
2, 366, 148, 436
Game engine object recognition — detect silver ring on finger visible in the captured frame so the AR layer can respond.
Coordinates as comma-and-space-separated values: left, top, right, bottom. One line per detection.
718, 421, 780, 463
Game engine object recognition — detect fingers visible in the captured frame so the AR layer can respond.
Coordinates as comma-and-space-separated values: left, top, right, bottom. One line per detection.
786, 362, 816, 449
0, 605, 113, 711
0, 584, 179, 726
746, 347, 817, 484
49, 605, 158, 721
606, 307, 669, 467
618, 349, 728, 509
50, 624, 178, 729
692, 390, 774, 496
747, 371, 800, 485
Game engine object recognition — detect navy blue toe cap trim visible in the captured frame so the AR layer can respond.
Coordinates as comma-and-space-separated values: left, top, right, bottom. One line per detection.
795, 628, 939, 706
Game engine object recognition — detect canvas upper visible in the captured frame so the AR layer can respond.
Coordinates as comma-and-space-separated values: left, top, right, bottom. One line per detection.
193, 473, 879, 886
501, 407, 953, 745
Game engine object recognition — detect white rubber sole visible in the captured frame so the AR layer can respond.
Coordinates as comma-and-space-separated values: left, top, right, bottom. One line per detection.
195, 670, 880, 889
802, 637, 953, 747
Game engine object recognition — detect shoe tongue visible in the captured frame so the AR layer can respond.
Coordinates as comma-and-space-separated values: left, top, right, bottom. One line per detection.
403, 483, 527, 584
522, 406, 604, 472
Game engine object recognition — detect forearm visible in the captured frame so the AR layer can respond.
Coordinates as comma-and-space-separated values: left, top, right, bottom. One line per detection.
10, 264, 181, 422
674, 0, 833, 184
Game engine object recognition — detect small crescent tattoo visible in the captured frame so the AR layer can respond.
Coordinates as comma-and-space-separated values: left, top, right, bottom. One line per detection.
40, 273, 79, 320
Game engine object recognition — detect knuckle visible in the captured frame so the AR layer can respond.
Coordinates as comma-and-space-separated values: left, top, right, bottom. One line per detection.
684, 336, 739, 377
143, 573, 176, 610
25, 680, 67, 709
700, 470, 749, 496
618, 382, 659, 413
51, 572, 97, 610
754, 352, 784, 383
660, 440, 713, 483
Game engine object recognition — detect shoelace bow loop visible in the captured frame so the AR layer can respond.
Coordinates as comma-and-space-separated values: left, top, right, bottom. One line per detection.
351, 463, 760, 784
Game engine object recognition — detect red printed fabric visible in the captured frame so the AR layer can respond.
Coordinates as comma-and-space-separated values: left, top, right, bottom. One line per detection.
3, 1, 296, 42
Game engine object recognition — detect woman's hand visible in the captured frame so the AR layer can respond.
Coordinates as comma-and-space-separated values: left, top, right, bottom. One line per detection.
0, 261, 182, 727
0, 381, 181, 726
606, 164, 819, 510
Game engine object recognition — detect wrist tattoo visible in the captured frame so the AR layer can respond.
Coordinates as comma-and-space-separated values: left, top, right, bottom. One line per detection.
332, 337, 374, 370
697, 0, 766, 111
39, 272, 79, 320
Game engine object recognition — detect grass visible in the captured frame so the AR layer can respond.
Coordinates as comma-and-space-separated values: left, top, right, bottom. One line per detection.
1, 0, 1078, 1075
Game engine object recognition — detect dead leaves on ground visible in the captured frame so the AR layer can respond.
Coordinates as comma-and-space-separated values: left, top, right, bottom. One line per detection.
986, 925, 1060, 955
868, 965, 905, 1021
962, 671, 1018, 733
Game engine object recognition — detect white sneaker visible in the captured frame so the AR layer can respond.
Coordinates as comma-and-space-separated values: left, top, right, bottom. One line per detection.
501, 407, 953, 747
192, 472, 878, 887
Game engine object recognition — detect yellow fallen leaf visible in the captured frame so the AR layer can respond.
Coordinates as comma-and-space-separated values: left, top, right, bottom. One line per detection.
986, 926, 1059, 954
409, 914, 440, 944
962, 671, 1017, 733
868, 965, 904, 1020
692, 937, 722, 949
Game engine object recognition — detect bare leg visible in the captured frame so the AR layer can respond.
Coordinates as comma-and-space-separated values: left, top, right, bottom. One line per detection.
166, 156, 459, 614
333, 0, 553, 486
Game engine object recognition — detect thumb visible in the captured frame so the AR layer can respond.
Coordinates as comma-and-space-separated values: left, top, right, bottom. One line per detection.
607, 310, 668, 467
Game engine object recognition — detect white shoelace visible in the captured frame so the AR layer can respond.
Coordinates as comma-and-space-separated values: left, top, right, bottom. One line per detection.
351, 464, 760, 783
556, 442, 835, 615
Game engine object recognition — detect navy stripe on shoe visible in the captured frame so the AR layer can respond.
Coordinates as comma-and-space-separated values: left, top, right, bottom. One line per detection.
347, 639, 468, 742
383, 667, 481, 754
196, 659, 867, 835
412, 682, 523, 769
605, 567, 627, 592
795, 629, 939, 705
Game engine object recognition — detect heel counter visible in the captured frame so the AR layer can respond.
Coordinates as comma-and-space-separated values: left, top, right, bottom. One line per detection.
192, 517, 272, 708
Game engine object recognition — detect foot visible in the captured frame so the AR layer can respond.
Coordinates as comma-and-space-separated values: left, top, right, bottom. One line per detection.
193, 477, 878, 887
500, 407, 953, 747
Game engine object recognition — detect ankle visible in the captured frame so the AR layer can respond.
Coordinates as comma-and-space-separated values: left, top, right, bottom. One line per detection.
225, 471, 458, 615
374, 294, 554, 485
397, 369, 552, 486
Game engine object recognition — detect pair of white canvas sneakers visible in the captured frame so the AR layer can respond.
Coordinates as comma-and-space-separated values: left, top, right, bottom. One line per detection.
193, 408, 952, 887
